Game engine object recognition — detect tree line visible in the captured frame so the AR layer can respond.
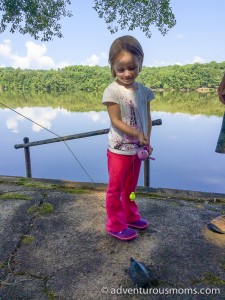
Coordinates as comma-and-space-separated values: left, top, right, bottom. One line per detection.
0, 61, 224, 93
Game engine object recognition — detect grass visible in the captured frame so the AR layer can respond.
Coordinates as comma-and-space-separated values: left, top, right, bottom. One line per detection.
55, 186, 96, 194
0, 193, 32, 200
201, 272, 225, 285
16, 177, 54, 190
192, 272, 225, 286
0, 262, 7, 270
27, 203, 54, 216
15, 177, 96, 195
20, 235, 35, 244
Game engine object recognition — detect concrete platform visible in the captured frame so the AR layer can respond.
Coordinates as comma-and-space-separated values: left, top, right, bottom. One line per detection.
0, 176, 225, 299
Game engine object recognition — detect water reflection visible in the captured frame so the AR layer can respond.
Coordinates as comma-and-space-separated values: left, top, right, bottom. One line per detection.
1, 105, 224, 194
6, 107, 70, 133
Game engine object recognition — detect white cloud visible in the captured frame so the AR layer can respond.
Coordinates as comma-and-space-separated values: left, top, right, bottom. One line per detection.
6, 115, 24, 133
150, 60, 183, 67
151, 55, 206, 67
6, 107, 69, 133
192, 56, 205, 64
88, 111, 100, 122
175, 62, 182, 66
0, 39, 70, 69
0, 40, 109, 69
81, 52, 107, 66
83, 54, 99, 66
185, 56, 206, 65
84, 111, 108, 124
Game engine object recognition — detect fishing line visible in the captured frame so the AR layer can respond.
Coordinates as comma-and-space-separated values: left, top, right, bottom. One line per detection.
0, 102, 94, 183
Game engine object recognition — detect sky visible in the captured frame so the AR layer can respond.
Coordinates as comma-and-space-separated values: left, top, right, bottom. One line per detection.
0, 0, 225, 70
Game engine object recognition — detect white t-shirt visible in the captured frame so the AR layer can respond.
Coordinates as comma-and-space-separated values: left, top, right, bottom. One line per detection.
102, 81, 155, 155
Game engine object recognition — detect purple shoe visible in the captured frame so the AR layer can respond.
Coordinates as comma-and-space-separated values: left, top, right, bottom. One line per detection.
108, 228, 138, 241
128, 218, 149, 230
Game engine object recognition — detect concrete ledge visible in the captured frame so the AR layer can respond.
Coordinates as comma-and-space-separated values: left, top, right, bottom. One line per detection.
1, 175, 225, 202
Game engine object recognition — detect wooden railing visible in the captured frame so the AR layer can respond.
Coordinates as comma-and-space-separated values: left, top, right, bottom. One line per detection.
14, 119, 162, 186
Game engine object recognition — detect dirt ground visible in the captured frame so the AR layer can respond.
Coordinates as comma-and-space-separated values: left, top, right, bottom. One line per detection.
0, 176, 225, 300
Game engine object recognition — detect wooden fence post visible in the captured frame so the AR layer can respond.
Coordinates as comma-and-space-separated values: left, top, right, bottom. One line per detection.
144, 159, 150, 187
23, 137, 32, 178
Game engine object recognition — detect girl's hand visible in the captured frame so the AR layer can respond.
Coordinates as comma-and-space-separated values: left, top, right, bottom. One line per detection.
145, 144, 153, 155
149, 145, 153, 155
138, 132, 149, 146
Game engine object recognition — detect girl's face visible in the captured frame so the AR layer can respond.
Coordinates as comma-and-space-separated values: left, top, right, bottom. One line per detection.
113, 51, 142, 88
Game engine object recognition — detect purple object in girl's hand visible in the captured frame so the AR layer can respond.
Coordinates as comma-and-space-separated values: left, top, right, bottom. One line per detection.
137, 147, 149, 160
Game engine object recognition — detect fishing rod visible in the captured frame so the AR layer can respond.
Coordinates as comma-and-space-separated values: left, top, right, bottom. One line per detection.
0, 102, 94, 183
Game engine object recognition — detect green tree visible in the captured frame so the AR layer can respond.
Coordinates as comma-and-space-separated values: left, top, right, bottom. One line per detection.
93, 0, 176, 38
0, 0, 176, 41
0, 0, 72, 41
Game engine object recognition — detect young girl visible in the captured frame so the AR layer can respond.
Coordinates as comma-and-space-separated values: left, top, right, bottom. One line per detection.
102, 35, 154, 241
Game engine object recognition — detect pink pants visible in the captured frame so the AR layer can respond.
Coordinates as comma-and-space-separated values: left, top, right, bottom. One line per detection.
106, 150, 142, 232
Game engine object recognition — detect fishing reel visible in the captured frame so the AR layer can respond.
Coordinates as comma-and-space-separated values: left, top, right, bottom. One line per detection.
137, 146, 155, 161
137, 147, 149, 160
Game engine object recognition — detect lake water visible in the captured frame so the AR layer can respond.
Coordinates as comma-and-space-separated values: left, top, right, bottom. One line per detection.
0, 93, 225, 194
